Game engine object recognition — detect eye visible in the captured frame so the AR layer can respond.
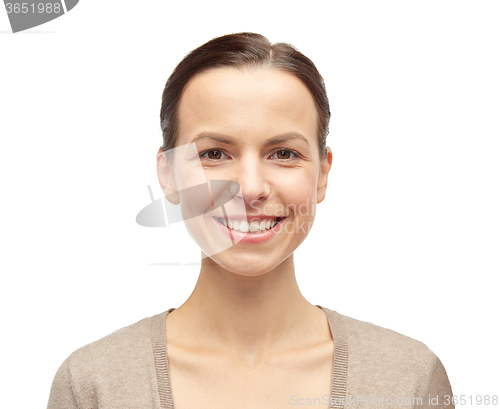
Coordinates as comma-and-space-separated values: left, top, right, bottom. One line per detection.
270, 149, 298, 160
200, 149, 230, 160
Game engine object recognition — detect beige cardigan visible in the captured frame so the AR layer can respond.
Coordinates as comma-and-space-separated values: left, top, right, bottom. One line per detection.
47, 306, 454, 408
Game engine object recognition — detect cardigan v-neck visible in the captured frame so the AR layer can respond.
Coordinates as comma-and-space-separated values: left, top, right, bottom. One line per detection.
150, 305, 348, 409
47, 306, 454, 408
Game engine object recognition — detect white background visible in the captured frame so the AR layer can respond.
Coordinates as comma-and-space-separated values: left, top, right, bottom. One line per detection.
1, 1, 499, 407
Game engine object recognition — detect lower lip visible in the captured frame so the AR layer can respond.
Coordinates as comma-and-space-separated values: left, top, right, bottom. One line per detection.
213, 217, 285, 244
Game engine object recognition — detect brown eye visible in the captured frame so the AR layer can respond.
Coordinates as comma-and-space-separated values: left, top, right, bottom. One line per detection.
200, 149, 229, 160
271, 149, 297, 160
208, 150, 221, 159
277, 150, 290, 159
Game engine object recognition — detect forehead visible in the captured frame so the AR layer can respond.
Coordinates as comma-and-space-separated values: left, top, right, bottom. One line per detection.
177, 67, 318, 145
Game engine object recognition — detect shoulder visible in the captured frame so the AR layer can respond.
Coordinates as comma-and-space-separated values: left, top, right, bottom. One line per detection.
323, 308, 445, 391
321, 308, 454, 406
69, 312, 156, 366
48, 311, 168, 408
338, 311, 435, 360
63, 311, 166, 391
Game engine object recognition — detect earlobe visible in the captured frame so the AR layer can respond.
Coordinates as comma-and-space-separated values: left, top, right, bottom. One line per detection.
317, 147, 333, 204
156, 149, 180, 204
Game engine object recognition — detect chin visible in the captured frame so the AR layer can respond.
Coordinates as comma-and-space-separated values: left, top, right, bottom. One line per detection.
205, 250, 292, 277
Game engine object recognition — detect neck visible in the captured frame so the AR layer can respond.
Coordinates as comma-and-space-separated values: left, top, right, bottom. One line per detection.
167, 253, 329, 365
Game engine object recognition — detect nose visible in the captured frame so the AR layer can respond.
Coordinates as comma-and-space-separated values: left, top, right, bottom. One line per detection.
235, 159, 271, 205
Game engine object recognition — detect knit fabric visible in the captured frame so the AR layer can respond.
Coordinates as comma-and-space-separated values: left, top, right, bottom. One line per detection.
47, 306, 454, 408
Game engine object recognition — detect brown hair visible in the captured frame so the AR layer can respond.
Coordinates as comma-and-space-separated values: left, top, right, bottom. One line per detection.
159, 32, 330, 158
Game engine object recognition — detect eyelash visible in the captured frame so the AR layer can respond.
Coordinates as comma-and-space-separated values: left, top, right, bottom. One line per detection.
199, 148, 301, 161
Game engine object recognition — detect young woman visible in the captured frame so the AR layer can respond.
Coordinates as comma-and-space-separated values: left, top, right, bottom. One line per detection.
47, 33, 454, 409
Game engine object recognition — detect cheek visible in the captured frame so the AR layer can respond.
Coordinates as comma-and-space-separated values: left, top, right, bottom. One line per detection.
276, 172, 318, 218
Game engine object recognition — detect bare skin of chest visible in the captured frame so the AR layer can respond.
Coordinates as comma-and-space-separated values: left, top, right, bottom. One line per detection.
167, 340, 334, 409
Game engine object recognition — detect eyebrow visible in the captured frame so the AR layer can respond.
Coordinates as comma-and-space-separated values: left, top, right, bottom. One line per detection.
191, 132, 310, 147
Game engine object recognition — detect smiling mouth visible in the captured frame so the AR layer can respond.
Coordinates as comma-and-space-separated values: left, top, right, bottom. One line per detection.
215, 217, 284, 233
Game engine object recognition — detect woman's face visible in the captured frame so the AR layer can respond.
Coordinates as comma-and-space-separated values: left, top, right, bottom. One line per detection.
159, 67, 332, 276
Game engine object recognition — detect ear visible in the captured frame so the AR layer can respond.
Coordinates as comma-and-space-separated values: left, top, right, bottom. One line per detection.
156, 148, 180, 205
317, 147, 333, 204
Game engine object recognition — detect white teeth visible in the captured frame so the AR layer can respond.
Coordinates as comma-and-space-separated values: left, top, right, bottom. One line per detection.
239, 220, 249, 232
217, 217, 282, 233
